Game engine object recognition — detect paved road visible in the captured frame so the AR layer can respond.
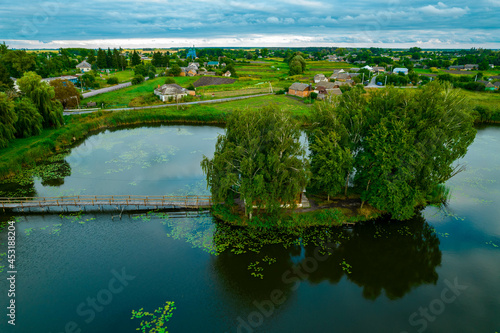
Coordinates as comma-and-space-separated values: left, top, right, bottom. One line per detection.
64, 93, 272, 115
82, 75, 156, 99
366, 76, 383, 88
82, 82, 131, 98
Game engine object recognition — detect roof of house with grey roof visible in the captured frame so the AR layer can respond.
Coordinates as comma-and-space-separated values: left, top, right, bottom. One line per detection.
289, 82, 310, 91
154, 84, 188, 95
76, 61, 91, 68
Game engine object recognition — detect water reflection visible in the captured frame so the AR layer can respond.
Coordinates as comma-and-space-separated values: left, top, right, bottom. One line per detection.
212, 213, 441, 306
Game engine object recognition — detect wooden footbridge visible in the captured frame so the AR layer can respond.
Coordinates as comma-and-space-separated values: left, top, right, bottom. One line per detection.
0, 195, 213, 211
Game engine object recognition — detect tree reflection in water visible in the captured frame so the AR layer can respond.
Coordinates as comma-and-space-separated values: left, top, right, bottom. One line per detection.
212, 212, 441, 308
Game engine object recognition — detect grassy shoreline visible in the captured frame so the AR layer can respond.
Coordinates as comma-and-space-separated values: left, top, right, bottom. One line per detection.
0, 106, 228, 179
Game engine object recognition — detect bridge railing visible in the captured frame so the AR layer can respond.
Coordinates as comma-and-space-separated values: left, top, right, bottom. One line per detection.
0, 195, 213, 208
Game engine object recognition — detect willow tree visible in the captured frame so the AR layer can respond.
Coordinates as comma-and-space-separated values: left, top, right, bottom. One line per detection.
309, 82, 476, 220
201, 107, 309, 221
17, 71, 63, 128
13, 98, 43, 138
0, 92, 17, 148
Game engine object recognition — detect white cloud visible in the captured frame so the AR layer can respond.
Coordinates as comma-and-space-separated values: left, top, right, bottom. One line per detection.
419, 3, 469, 17
267, 16, 280, 24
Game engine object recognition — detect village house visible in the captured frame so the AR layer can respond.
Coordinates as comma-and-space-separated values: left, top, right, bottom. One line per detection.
314, 74, 328, 83
180, 65, 198, 77
331, 81, 348, 88
223, 71, 232, 77
42, 75, 79, 85
76, 61, 92, 73
334, 73, 351, 81
288, 82, 312, 98
206, 61, 219, 67
485, 82, 496, 91
189, 62, 200, 69
464, 64, 479, 70
449, 65, 465, 70
327, 55, 338, 62
372, 66, 386, 73
154, 84, 195, 102
314, 82, 342, 99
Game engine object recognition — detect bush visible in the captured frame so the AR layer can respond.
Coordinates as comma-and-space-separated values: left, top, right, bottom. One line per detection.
310, 92, 318, 100
147, 71, 156, 79
131, 75, 145, 85
106, 77, 118, 85
164, 77, 176, 84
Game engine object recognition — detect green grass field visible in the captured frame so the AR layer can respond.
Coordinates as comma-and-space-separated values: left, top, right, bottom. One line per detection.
414, 68, 500, 78
208, 94, 311, 116
461, 89, 500, 109
81, 76, 199, 107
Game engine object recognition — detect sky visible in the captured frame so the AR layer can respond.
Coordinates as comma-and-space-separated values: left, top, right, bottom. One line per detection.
1, 0, 499, 49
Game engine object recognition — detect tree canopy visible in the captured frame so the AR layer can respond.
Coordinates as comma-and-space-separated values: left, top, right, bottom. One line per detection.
17, 71, 63, 128
13, 98, 43, 138
50, 79, 80, 108
0, 92, 17, 148
202, 107, 309, 220
309, 81, 476, 220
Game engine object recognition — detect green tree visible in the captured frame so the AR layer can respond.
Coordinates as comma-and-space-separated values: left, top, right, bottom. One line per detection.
201, 107, 309, 220
0, 63, 14, 91
13, 98, 43, 138
87, 50, 96, 65
131, 75, 144, 85
309, 82, 476, 220
49, 79, 80, 108
309, 131, 353, 201
288, 54, 306, 75
152, 52, 163, 67
168, 63, 181, 76
2, 50, 36, 77
131, 50, 141, 66
96, 48, 107, 69
0, 92, 17, 148
478, 60, 489, 71
80, 73, 95, 89
17, 71, 63, 128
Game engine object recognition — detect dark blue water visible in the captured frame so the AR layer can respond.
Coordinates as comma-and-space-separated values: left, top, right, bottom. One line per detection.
0, 125, 499, 333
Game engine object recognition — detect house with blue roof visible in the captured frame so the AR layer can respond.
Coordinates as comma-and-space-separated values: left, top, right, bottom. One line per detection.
393, 68, 409, 75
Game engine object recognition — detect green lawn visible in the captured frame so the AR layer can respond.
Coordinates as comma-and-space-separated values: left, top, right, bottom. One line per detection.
81, 76, 198, 107
461, 89, 500, 110
414, 68, 500, 78
209, 94, 311, 116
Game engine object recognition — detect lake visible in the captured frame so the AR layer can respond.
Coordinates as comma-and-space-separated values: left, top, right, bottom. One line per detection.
0, 124, 498, 333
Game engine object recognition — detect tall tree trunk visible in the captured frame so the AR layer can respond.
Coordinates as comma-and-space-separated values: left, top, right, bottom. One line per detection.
360, 179, 371, 209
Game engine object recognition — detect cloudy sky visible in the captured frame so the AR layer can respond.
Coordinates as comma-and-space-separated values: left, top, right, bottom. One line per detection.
2, 0, 499, 49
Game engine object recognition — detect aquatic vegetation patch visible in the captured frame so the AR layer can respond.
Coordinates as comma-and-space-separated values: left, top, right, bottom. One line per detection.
485, 241, 499, 248
247, 261, 264, 279
131, 301, 176, 333
340, 259, 352, 274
